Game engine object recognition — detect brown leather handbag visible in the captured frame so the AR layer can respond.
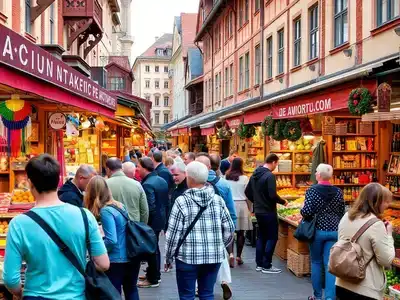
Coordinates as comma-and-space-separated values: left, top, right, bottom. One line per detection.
328, 218, 381, 283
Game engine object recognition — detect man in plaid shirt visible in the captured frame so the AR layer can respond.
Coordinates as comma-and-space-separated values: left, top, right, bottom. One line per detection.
165, 161, 235, 300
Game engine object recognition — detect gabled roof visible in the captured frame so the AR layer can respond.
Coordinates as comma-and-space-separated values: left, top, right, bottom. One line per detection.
187, 47, 203, 80
175, 16, 182, 34
139, 33, 173, 57
181, 13, 198, 58
105, 62, 134, 80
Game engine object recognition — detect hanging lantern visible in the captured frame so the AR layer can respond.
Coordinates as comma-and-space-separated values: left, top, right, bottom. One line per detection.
104, 125, 110, 132
95, 118, 105, 131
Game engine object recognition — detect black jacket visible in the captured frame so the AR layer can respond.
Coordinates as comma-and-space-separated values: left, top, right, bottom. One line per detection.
141, 172, 169, 231
58, 179, 83, 207
171, 179, 188, 208
245, 166, 285, 214
155, 163, 174, 191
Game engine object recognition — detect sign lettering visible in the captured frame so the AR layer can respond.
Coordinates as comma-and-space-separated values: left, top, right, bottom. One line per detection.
277, 99, 332, 118
0, 25, 116, 110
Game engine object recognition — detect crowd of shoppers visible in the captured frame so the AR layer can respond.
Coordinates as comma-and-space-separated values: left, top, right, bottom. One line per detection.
2, 144, 398, 300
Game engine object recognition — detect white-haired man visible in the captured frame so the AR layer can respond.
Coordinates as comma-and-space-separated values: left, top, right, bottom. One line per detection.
170, 161, 188, 208
165, 161, 235, 300
122, 161, 136, 179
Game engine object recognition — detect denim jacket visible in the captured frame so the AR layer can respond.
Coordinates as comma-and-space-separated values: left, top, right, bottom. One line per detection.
100, 205, 129, 263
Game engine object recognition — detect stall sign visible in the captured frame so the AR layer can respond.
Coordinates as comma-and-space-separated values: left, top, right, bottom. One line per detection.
0, 24, 116, 110
270, 80, 377, 119
226, 117, 241, 129
377, 82, 391, 112
49, 113, 66, 130
323, 116, 336, 135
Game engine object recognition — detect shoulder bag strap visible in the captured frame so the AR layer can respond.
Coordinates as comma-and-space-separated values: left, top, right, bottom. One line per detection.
351, 218, 381, 243
108, 204, 129, 221
24, 211, 86, 277
79, 208, 92, 259
174, 201, 208, 258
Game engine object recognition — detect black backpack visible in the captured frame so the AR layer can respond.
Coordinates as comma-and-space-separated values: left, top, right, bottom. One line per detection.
109, 205, 157, 259
25, 208, 121, 300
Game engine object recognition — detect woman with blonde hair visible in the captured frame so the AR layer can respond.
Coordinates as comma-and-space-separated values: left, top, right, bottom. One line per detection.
85, 176, 141, 300
336, 183, 395, 300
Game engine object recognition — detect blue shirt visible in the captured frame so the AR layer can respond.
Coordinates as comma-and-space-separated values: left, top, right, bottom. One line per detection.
100, 205, 129, 263
4, 203, 106, 300
208, 170, 237, 226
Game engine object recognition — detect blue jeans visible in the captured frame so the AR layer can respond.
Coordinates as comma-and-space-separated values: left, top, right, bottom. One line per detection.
175, 259, 221, 300
255, 213, 278, 269
309, 230, 338, 300
105, 260, 141, 300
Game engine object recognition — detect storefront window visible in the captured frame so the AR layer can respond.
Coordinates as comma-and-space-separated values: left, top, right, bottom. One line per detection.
242, 126, 265, 176
63, 114, 101, 176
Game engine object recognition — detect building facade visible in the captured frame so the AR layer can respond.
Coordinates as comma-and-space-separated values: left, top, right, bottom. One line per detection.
170, 13, 198, 121
194, 0, 400, 114
132, 34, 173, 131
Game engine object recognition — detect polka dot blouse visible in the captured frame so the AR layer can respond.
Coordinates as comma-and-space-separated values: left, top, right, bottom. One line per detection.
300, 185, 345, 231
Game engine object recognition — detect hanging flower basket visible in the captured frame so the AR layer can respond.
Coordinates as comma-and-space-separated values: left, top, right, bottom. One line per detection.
216, 124, 232, 140
348, 88, 373, 116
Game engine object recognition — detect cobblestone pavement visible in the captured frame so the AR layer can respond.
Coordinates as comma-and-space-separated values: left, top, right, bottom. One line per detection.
138, 235, 312, 300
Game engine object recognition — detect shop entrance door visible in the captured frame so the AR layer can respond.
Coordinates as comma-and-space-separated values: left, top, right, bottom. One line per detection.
221, 140, 230, 159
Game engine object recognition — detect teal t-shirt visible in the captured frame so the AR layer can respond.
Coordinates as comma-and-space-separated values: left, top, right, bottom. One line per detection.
3, 203, 107, 300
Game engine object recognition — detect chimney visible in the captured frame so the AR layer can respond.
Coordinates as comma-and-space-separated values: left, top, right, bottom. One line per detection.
155, 36, 159, 41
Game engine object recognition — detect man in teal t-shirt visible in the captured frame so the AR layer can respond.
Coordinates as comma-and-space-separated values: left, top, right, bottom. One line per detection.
3, 154, 109, 300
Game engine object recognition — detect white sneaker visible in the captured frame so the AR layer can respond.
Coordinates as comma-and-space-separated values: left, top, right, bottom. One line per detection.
261, 266, 282, 274
255, 266, 262, 272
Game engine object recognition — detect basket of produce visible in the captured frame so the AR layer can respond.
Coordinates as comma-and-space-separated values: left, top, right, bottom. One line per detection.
389, 285, 400, 300
11, 189, 35, 205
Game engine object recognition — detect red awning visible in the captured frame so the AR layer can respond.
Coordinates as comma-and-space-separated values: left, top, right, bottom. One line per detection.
271, 79, 377, 119
170, 129, 179, 136
244, 107, 271, 124
226, 117, 242, 128
179, 127, 189, 134
201, 127, 215, 136
0, 65, 115, 117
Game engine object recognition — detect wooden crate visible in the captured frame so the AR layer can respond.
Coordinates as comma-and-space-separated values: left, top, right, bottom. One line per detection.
287, 248, 311, 277
288, 226, 309, 254
359, 121, 373, 135
274, 233, 288, 260
335, 123, 347, 135
278, 220, 288, 236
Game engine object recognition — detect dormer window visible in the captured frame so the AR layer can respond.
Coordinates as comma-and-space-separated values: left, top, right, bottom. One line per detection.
156, 49, 164, 56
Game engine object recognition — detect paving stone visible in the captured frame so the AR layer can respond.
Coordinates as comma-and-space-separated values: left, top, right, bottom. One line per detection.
138, 235, 312, 300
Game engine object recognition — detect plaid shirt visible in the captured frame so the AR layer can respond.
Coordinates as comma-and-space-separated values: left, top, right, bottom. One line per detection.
165, 185, 235, 265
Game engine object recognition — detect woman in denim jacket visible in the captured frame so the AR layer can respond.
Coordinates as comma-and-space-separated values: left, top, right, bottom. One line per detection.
85, 176, 140, 300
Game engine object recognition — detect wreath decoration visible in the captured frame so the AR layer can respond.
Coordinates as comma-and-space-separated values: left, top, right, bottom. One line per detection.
283, 120, 302, 141
237, 122, 256, 139
272, 120, 286, 141
216, 124, 232, 140
348, 88, 373, 116
261, 116, 275, 137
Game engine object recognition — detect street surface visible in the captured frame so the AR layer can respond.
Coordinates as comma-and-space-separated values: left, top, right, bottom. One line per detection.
139, 235, 312, 300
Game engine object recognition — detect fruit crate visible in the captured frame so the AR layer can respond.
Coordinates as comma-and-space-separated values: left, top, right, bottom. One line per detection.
274, 233, 288, 260
287, 248, 310, 277
389, 286, 400, 300
278, 220, 288, 236
288, 226, 309, 254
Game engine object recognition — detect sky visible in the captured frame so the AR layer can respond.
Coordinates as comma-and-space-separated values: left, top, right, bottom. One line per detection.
131, 0, 199, 59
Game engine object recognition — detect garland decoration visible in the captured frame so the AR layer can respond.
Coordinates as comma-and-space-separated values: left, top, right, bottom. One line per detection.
216, 124, 232, 140
272, 120, 286, 141
348, 88, 373, 116
0, 97, 32, 156
261, 116, 275, 137
283, 120, 302, 141
237, 122, 256, 139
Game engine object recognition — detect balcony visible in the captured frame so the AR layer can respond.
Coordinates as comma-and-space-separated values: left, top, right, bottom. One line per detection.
107, 0, 121, 13
189, 102, 203, 115
63, 0, 103, 58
